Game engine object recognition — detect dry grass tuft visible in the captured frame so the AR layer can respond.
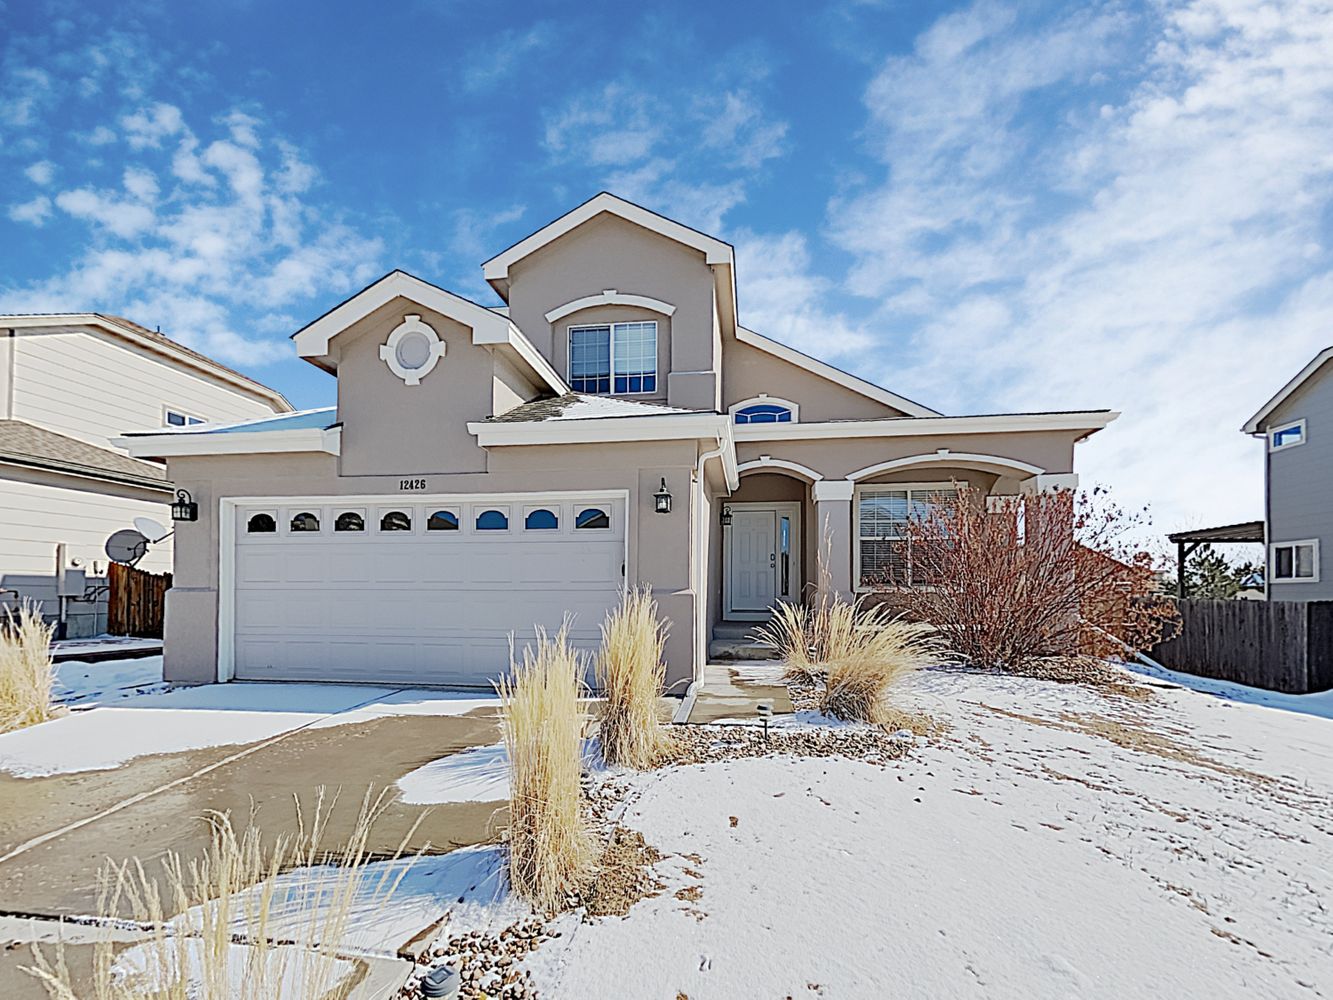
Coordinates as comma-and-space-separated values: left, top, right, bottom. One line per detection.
596, 588, 673, 769
0, 601, 58, 734
821, 616, 953, 724
498, 626, 596, 912
24, 788, 420, 999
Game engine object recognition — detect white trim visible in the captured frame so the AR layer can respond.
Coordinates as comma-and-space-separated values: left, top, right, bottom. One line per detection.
734, 410, 1119, 442
848, 452, 1045, 482
728, 394, 800, 423
483, 193, 734, 282
736, 457, 822, 482
216, 488, 633, 683
722, 501, 802, 620
379, 314, 446, 385
1243, 348, 1333, 433
468, 412, 729, 447
544, 290, 677, 323
0, 313, 292, 413
1270, 538, 1320, 583
734, 326, 940, 418
813, 480, 854, 502
1267, 418, 1307, 452
291, 271, 568, 395
117, 426, 342, 458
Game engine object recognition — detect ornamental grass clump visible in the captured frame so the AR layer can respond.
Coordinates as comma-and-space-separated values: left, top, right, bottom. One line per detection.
821, 617, 953, 724
24, 788, 420, 1000
498, 626, 595, 912
596, 588, 672, 769
0, 601, 58, 734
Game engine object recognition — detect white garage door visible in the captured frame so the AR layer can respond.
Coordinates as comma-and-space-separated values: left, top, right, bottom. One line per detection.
230, 495, 626, 686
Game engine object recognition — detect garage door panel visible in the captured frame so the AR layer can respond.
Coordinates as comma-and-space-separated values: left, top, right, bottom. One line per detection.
233, 496, 626, 686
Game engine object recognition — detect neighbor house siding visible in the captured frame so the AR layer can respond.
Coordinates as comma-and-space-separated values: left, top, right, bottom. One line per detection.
10, 326, 282, 450
1266, 372, 1333, 600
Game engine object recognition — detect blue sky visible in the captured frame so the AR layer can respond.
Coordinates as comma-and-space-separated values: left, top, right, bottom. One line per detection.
3, 0, 1332, 540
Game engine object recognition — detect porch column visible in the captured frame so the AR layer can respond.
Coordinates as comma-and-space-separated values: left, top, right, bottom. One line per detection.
1020, 472, 1080, 494
813, 479, 855, 604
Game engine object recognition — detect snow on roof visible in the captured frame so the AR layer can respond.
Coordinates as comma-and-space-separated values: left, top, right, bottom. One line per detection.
490, 394, 695, 423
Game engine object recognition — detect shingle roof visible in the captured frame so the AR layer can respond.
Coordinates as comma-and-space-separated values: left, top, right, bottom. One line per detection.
0, 420, 171, 491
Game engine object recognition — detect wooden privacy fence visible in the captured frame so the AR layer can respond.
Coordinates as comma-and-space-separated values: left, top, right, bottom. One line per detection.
1151, 598, 1333, 694
108, 562, 172, 638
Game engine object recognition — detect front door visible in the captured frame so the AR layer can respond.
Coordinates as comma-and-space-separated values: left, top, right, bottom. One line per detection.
723, 503, 800, 621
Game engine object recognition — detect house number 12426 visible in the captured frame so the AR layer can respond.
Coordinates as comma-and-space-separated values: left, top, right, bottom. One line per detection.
399, 478, 427, 491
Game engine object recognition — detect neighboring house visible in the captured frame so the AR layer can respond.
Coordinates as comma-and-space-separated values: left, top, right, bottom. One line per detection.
1243, 346, 1333, 600
120, 193, 1115, 691
0, 314, 291, 636
1237, 571, 1266, 601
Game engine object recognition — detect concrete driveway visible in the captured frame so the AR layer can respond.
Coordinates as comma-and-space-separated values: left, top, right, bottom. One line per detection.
0, 682, 508, 998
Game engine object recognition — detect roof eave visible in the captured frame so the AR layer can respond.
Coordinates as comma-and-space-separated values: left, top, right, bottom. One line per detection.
1241, 347, 1333, 434
115, 426, 342, 460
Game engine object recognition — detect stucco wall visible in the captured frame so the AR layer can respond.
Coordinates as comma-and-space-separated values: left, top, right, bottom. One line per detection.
162, 439, 708, 690
1265, 372, 1333, 599
721, 337, 909, 422
504, 213, 719, 410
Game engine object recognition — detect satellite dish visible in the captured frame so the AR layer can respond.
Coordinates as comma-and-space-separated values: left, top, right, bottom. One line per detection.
105, 529, 150, 566
133, 516, 170, 542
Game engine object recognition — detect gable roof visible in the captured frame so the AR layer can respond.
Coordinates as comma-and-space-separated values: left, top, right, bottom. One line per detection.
290, 270, 568, 394
0, 314, 292, 413
481, 193, 735, 300
734, 326, 941, 418
1242, 346, 1333, 434
0, 419, 170, 491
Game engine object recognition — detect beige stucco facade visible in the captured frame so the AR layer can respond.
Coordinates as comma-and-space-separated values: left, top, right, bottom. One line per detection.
122, 193, 1114, 693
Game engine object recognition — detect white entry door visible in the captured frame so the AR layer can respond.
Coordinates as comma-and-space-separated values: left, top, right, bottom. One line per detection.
728, 510, 776, 617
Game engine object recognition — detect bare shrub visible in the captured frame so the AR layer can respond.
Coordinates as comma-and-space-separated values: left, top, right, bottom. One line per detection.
0, 601, 58, 733
821, 617, 953, 724
596, 588, 672, 769
25, 789, 420, 999
888, 485, 1177, 671
498, 626, 595, 911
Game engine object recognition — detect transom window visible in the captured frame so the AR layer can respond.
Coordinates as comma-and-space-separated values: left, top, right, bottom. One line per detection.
568, 321, 657, 394
1272, 540, 1318, 581
857, 485, 958, 587
1269, 419, 1306, 452
290, 511, 320, 532
166, 409, 205, 427
734, 403, 793, 424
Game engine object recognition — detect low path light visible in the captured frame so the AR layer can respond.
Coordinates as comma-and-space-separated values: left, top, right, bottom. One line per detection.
757, 701, 772, 743
420, 964, 460, 999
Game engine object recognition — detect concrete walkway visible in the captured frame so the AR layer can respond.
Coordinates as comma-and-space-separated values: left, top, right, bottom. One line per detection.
0, 683, 508, 999
685, 662, 794, 724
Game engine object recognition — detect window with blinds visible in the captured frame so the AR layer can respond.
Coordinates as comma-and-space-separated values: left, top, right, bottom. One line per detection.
856, 484, 957, 587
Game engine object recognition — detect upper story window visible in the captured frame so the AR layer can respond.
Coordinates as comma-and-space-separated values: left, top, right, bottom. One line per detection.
729, 396, 799, 424
1269, 419, 1306, 452
165, 409, 205, 427
569, 321, 657, 394
1272, 539, 1318, 581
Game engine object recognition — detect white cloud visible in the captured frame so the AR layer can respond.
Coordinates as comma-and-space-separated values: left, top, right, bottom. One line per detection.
55, 186, 156, 238
120, 102, 185, 149
826, 0, 1333, 533
24, 160, 55, 185
80, 125, 117, 146
462, 23, 557, 92
8, 196, 52, 226
0, 66, 54, 127
699, 92, 789, 169
544, 84, 664, 167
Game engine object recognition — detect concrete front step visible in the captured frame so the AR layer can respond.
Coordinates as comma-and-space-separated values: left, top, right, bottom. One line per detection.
711, 619, 772, 640
708, 638, 779, 661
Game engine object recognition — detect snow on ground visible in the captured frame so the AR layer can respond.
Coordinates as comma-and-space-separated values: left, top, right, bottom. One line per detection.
52, 654, 165, 706
1127, 654, 1333, 720
0, 684, 498, 778
519, 667, 1333, 1000
398, 739, 605, 805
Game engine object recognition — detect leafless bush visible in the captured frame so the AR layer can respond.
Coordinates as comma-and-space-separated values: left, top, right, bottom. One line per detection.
885, 485, 1176, 670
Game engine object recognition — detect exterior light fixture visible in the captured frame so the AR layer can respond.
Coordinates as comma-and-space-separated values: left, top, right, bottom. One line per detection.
653, 477, 672, 514
171, 489, 199, 522
719, 505, 733, 526
420, 965, 460, 999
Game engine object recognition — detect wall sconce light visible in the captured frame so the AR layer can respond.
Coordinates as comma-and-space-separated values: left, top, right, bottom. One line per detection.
653, 478, 672, 514
171, 488, 199, 522
719, 505, 732, 526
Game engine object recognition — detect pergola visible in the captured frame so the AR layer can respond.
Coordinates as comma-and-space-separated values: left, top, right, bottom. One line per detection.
1167, 521, 1265, 597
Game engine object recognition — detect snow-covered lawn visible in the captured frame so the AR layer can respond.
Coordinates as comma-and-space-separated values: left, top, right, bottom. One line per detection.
398, 665, 1333, 999
52, 654, 166, 706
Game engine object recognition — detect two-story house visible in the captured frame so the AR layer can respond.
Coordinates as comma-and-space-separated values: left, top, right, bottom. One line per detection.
120, 194, 1116, 691
1243, 346, 1333, 599
1, 314, 291, 636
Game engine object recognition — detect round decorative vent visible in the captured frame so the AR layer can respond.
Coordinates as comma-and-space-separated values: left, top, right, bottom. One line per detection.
379, 314, 445, 385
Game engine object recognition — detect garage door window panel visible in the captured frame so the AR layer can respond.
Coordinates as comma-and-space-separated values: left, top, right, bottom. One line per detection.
576, 507, 610, 530
246, 512, 277, 534
476, 508, 510, 531
428, 509, 460, 531
290, 511, 321, 533
379, 510, 413, 532
525, 508, 559, 530
334, 511, 365, 533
